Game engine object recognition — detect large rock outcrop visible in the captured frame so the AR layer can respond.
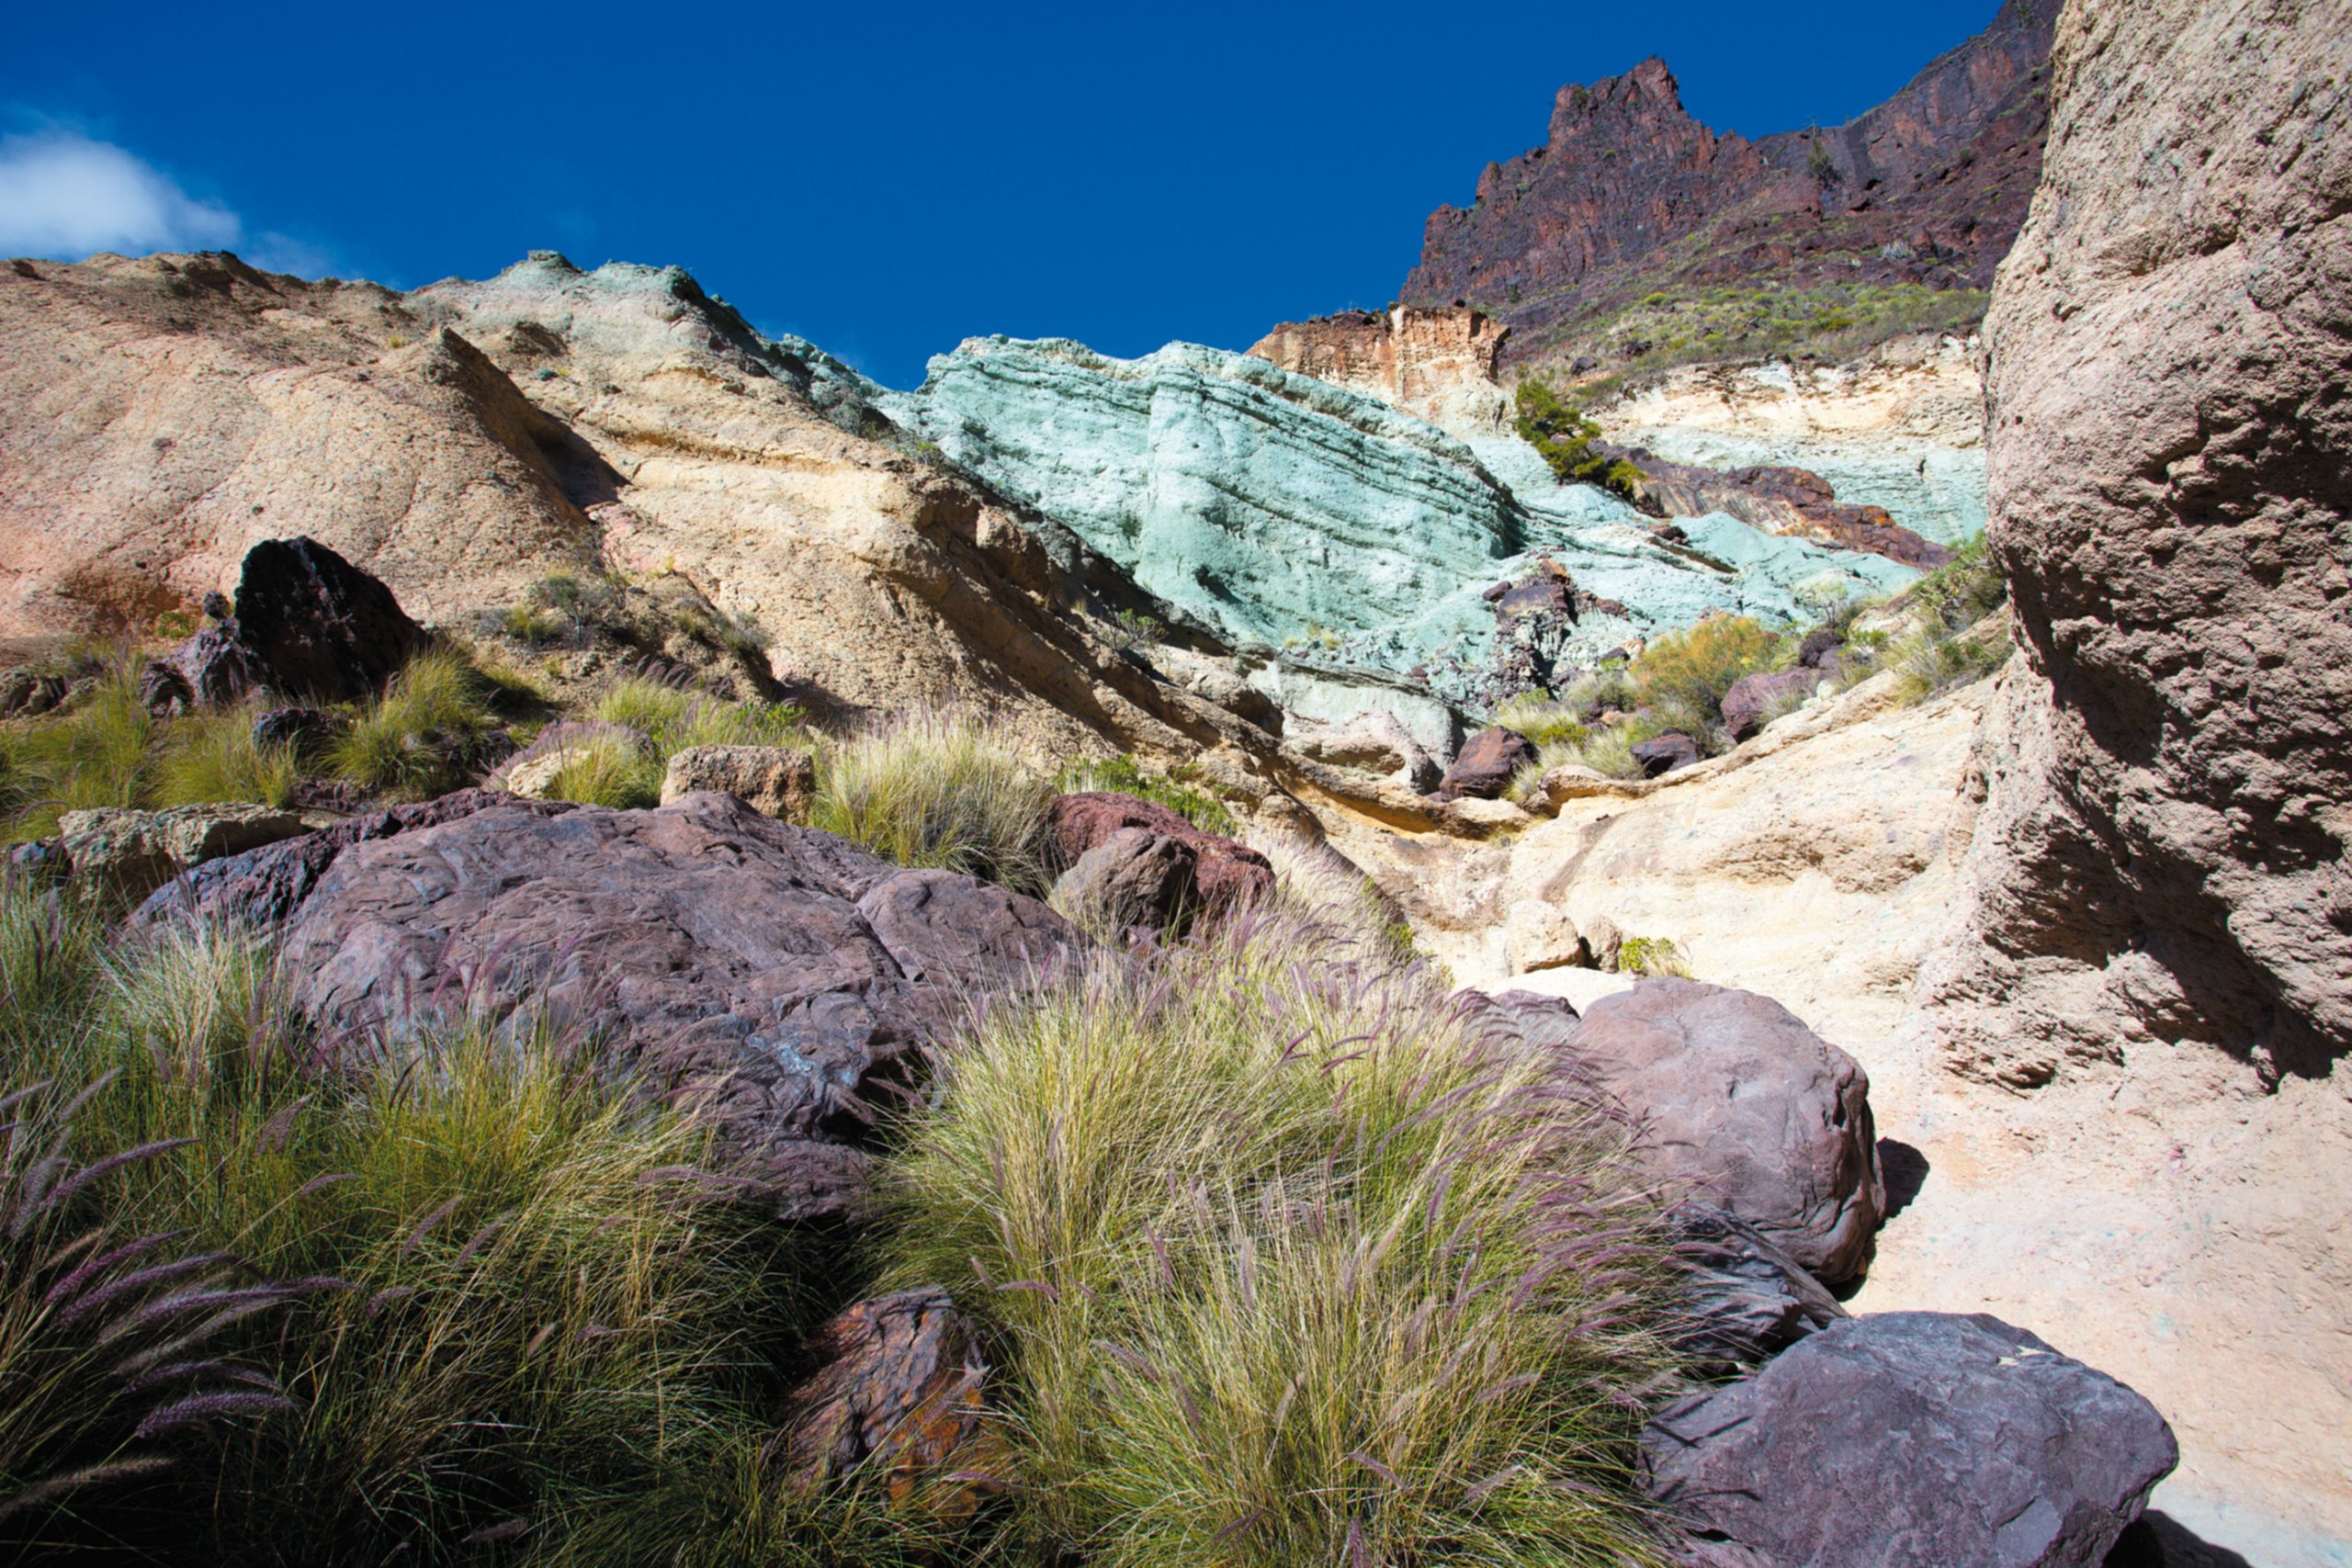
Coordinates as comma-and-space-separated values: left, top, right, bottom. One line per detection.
1246, 305, 1511, 438
878, 335, 1917, 700
1644, 1312, 2176, 1567
1926, 0, 2352, 1088
264, 793, 1074, 1217
1402, 2, 2061, 372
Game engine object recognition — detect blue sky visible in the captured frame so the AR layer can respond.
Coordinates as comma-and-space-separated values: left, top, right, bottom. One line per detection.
3, 2, 1999, 387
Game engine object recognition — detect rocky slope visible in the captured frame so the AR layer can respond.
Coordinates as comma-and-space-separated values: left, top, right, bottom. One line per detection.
878, 334, 1917, 701
1924, 0, 2352, 1089
1400, 0, 2060, 375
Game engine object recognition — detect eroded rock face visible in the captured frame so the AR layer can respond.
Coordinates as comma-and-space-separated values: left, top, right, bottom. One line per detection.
1051, 828, 1199, 932
1644, 1312, 2176, 1568
1404, 4, 2060, 374
1046, 792, 1272, 914
266, 794, 1073, 1214
1437, 725, 1537, 802
1568, 978, 1882, 1282
1247, 305, 1512, 438
59, 803, 309, 904
658, 743, 815, 821
1927, 0, 2352, 1086
778, 1288, 990, 1504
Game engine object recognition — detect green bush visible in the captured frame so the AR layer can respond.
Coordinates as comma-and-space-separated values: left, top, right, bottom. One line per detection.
0, 889, 859, 1562
1513, 378, 1643, 498
1491, 692, 1589, 751
881, 910, 1674, 1566
1056, 753, 1238, 838
1631, 615, 1781, 733
1617, 936, 1692, 978
812, 713, 1055, 894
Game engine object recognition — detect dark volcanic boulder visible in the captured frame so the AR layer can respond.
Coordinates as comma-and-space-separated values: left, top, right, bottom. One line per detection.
1567, 979, 1882, 1282
1436, 724, 1538, 800
1721, 670, 1817, 743
213, 536, 427, 703
273, 794, 1073, 1216
778, 1288, 989, 1504
251, 705, 342, 752
1046, 792, 1272, 913
1664, 1201, 1847, 1376
1631, 731, 1702, 777
129, 788, 564, 933
1051, 828, 1200, 931
169, 625, 261, 707
1644, 1312, 2177, 1567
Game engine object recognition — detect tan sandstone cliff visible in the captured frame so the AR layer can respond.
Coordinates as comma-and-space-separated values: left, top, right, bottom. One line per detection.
1923, 0, 2352, 1089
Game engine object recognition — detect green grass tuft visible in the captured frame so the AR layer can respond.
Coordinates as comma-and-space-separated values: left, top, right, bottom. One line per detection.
881, 909, 1675, 1566
811, 713, 1054, 894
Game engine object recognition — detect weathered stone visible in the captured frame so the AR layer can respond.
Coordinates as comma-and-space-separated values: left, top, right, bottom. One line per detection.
250, 705, 340, 752
778, 1288, 990, 1506
1504, 897, 1587, 973
1567, 978, 1882, 1282
1722, 669, 1818, 742
1287, 709, 1441, 792
1537, 762, 1623, 807
220, 536, 428, 703
1046, 792, 1272, 914
1437, 724, 1538, 801
1643, 1312, 2177, 1567
59, 803, 310, 904
274, 794, 1073, 1215
1632, 731, 1701, 776
1247, 304, 1513, 438
1663, 1201, 1847, 1377
658, 743, 816, 821
168, 625, 260, 707
1051, 828, 1199, 931
129, 789, 571, 934
1926, 0, 2352, 1086
1402, 5, 2059, 377
0, 668, 66, 717
136, 660, 191, 715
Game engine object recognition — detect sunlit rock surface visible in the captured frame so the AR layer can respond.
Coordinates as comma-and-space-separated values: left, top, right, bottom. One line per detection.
880, 336, 1914, 699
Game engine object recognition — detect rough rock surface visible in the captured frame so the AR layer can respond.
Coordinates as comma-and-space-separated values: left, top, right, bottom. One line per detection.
1404, 4, 2060, 372
1246, 305, 1512, 439
778, 1288, 989, 1502
1644, 1312, 2176, 1567
658, 743, 815, 821
1568, 978, 1883, 1282
1050, 828, 1199, 931
272, 794, 1072, 1216
1613, 451, 1951, 569
1664, 1201, 1848, 1376
1318, 669, 2346, 1557
1046, 792, 1272, 914
193, 536, 428, 703
1631, 732, 1702, 777
58, 803, 309, 903
1285, 707, 1442, 792
128, 789, 575, 933
1436, 724, 1537, 801
880, 335, 1917, 700
1722, 669, 1818, 742
1924, 0, 2352, 1089
1594, 338, 1990, 547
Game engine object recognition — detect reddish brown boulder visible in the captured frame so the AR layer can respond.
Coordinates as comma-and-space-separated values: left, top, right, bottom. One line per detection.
778, 1288, 991, 1504
1644, 1313, 2176, 1567
1722, 670, 1818, 743
1051, 828, 1200, 931
1632, 731, 1702, 776
1436, 724, 1538, 801
271, 794, 1073, 1217
1568, 978, 1883, 1283
1046, 792, 1272, 913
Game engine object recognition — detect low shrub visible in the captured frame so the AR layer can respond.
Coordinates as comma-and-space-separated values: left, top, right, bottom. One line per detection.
1057, 753, 1238, 838
1492, 692, 1589, 751
1513, 378, 1643, 499
326, 648, 507, 801
881, 910, 1674, 1566
812, 713, 1054, 894
0, 887, 851, 1562
1630, 616, 1780, 735
1617, 936, 1692, 979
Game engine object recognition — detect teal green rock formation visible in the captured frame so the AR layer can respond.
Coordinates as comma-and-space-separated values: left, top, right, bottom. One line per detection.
878, 337, 1917, 704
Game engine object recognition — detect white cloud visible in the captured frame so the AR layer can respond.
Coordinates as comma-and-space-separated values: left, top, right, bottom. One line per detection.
0, 130, 242, 259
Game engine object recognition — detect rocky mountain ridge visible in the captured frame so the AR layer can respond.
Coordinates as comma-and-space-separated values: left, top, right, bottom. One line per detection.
1398, 0, 2060, 375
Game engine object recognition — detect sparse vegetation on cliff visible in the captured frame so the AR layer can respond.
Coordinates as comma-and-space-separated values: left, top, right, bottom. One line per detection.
1513, 378, 1644, 498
